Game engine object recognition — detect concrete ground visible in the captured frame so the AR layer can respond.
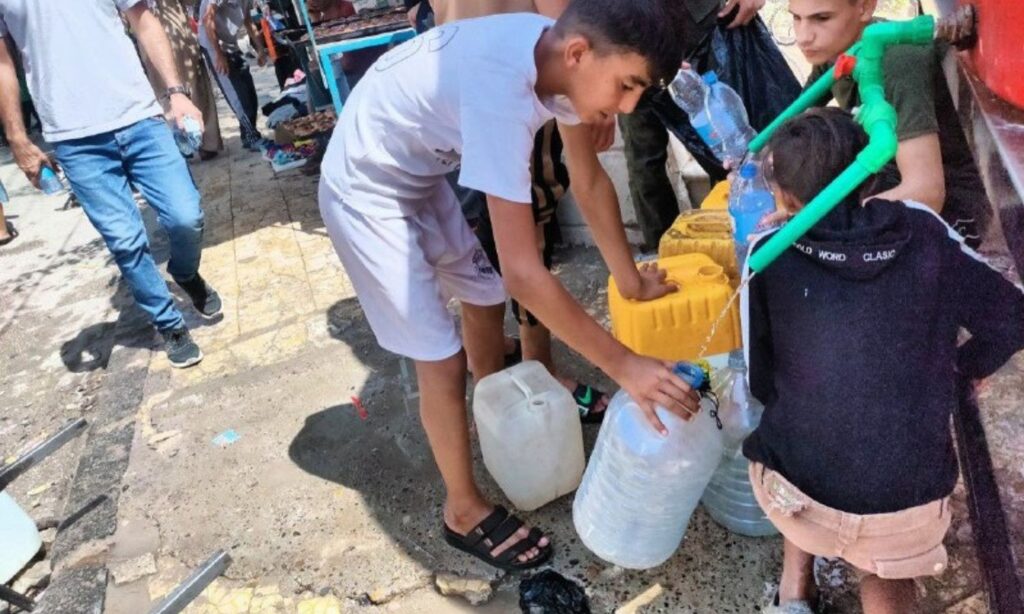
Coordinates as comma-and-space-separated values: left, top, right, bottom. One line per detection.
1, 5, 1019, 612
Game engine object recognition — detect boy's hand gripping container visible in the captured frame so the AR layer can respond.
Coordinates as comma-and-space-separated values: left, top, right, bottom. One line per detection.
573, 362, 724, 569
609, 253, 742, 361
473, 361, 585, 511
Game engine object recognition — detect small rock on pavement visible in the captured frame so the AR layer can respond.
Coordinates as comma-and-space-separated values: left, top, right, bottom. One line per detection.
435, 573, 494, 605
110, 553, 158, 585
40, 528, 58, 548
12, 559, 51, 594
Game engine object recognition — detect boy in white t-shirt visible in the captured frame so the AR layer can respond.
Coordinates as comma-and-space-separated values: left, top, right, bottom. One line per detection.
319, 0, 699, 570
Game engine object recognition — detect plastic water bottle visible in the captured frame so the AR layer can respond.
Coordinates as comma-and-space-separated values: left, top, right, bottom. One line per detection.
0, 179, 8, 204
174, 116, 204, 157
39, 166, 67, 196
668, 68, 721, 154
703, 71, 756, 165
713, 351, 764, 458
729, 161, 776, 265
668, 69, 756, 166
473, 361, 585, 511
573, 362, 724, 569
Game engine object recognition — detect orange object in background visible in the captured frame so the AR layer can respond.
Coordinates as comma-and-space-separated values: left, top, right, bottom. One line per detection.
609, 253, 742, 362
961, 0, 1024, 109
262, 17, 278, 61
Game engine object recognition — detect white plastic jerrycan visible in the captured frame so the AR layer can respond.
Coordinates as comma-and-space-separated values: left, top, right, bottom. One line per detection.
473, 361, 585, 511
0, 491, 42, 583
573, 362, 724, 570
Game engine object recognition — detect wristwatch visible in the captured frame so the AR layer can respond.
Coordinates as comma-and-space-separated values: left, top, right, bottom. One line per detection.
162, 85, 192, 100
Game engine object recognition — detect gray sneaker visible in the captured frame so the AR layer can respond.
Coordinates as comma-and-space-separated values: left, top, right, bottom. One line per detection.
162, 327, 203, 368
176, 273, 222, 318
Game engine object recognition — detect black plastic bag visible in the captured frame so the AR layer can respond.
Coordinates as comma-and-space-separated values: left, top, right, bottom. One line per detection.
519, 570, 591, 614
653, 13, 803, 182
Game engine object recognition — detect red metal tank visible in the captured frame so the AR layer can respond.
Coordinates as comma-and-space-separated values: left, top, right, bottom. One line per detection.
961, 0, 1024, 109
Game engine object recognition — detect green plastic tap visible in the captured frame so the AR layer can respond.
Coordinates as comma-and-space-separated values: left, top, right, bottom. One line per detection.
745, 16, 936, 273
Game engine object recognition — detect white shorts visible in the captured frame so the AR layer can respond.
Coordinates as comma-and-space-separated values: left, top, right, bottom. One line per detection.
319, 181, 507, 361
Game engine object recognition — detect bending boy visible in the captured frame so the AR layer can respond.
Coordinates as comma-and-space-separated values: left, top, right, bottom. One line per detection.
319, 0, 699, 570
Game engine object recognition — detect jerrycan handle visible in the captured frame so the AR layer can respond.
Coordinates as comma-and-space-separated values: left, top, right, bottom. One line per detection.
508, 371, 537, 405
673, 362, 705, 390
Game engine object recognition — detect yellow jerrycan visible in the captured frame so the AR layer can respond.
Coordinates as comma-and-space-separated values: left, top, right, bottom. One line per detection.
608, 253, 741, 362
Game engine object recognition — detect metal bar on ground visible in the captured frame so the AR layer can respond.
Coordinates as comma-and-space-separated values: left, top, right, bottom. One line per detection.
0, 418, 87, 492
147, 551, 231, 614
954, 376, 1024, 613
0, 583, 36, 611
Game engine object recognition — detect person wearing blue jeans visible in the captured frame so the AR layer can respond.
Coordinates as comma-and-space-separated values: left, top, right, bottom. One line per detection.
0, 0, 221, 368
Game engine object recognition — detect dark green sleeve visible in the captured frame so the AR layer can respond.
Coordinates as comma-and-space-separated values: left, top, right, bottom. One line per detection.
803, 63, 834, 107
883, 45, 940, 141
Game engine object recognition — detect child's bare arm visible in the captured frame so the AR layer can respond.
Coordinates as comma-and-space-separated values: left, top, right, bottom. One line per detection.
559, 121, 675, 301
868, 134, 946, 213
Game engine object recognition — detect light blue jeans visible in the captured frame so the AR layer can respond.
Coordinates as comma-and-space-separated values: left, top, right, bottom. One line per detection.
55, 117, 204, 332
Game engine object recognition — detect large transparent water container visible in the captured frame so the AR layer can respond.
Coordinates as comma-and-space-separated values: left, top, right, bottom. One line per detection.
473, 361, 584, 511
573, 363, 724, 569
0, 491, 42, 583
702, 455, 778, 537
701, 351, 777, 537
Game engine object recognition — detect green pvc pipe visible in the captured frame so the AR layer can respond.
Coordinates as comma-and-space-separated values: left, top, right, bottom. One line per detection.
746, 15, 936, 273
747, 70, 836, 154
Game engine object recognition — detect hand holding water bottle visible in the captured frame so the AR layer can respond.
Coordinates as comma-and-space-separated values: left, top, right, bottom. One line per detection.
164, 88, 204, 134
9, 137, 54, 190
173, 116, 205, 157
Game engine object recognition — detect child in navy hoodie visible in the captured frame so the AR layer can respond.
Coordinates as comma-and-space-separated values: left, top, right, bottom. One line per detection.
742, 107, 1024, 614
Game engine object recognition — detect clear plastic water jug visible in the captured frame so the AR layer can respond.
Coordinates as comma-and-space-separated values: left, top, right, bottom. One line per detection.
702, 455, 778, 537
701, 351, 777, 537
0, 491, 42, 583
473, 361, 584, 511
573, 363, 724, 569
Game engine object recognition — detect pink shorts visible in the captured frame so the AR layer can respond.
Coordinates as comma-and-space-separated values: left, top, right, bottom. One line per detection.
750, 462, 952, 580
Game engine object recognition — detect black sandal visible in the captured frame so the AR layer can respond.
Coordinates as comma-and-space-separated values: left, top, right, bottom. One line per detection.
573, 383, 607, 424
0, 223, 18, 246
443, 506, 552, 572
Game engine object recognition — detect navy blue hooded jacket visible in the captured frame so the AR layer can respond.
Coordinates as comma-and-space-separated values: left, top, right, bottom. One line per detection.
742, 198, 1024, 514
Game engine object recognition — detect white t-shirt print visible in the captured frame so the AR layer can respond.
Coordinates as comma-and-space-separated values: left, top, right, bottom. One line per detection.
319, 13, 579, 218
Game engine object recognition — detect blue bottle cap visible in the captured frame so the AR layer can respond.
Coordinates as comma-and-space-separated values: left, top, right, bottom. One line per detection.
739, 162, 758, 179
673, 362, 705, 390
701, 71, 719, 85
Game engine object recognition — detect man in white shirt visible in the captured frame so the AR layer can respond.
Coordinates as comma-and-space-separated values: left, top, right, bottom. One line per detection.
320, 0, 701, 570
0, 0, 221, 368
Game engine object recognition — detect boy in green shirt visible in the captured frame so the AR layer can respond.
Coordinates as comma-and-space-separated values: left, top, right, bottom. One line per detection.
792, 0, 989, 247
